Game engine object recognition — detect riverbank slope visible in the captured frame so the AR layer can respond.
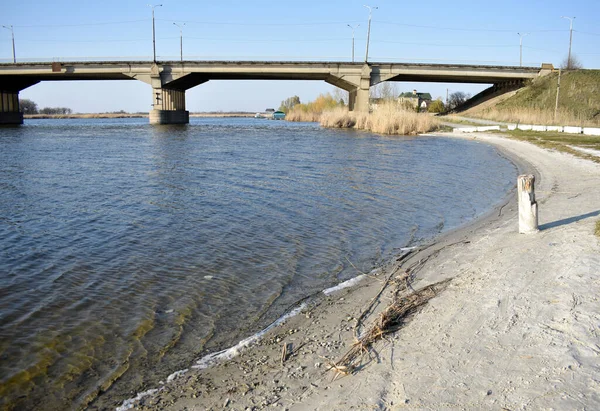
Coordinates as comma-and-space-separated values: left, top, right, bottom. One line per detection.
116, 132, 600, 410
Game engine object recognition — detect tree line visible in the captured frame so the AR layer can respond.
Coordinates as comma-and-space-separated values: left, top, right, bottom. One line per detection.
19, 99, 73, 115
279, 87, 471, 115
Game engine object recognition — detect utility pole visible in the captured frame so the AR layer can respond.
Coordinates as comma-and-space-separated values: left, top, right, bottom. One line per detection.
561, 16, 575, 68
148, 4, 163, 62
1, 25, 15, 63
173, 22, 185, 63
517, 32, 528, 67
347, 24, 359, 62
554, 68, 561, 120
364, 5, 378, 63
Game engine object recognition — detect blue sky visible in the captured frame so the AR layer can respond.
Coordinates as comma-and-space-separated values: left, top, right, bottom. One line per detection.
3, 0, 599, 112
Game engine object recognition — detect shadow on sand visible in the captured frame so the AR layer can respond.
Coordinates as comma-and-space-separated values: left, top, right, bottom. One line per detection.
540, 210, 600, 231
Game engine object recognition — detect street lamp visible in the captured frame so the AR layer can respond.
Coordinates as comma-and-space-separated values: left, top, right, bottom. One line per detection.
364, 5, 378, 63
517, 32, 528, 66
347, 24, 360, 62
148, 4, 162, 62
1, 25, 15, 63
173, 22, 185, 63
561, 16, 575, 69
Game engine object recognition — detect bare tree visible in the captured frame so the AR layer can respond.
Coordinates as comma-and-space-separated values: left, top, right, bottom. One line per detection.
371, 82, 399, 100
278, 96, 301, 113
331, 87, 348, 106
560, 54, 583, 70
447, 91, 471, 110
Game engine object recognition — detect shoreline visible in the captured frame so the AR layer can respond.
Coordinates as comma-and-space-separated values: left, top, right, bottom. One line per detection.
110, 132, 600, 410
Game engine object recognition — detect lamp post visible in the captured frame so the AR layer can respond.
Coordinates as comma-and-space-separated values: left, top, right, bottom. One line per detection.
517, 32, 528, 67
560, 16, 575, 69
364, 5, 377, 63
2, 25, 15, 63
347, 24, 359, 62
173, 22, 185, 63
148, 4, 162, 62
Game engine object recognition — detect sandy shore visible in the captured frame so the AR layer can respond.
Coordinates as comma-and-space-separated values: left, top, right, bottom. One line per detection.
115, 132, 600, 410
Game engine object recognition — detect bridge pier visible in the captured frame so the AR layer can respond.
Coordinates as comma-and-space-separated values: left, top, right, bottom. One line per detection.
0, 90, 23, 125
348, 88, 370, 112
346, 64, 372, 112
150, 88, 189, 125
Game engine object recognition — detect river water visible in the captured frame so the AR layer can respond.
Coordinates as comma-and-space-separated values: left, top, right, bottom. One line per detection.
0, 118, 515, 410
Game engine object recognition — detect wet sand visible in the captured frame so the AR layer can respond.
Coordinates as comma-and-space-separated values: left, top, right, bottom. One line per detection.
116, 132, 600, 410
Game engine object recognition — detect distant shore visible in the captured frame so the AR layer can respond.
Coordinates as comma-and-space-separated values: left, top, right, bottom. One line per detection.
24, 112, 257, 119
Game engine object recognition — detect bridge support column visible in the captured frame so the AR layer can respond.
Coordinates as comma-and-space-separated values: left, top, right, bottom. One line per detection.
149, 88, 189, 125
0, 90, 23, 125
348, 88, 370, 112
348, 64, 372, 112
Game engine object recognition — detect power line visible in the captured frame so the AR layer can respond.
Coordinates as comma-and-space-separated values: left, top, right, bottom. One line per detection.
373, 40, 516, 48
18, 37, 178, 43
575, 30, 600, 36
13, 19, 148, 28
155, 18, 362, 27
375, 20, 567, 33
185, 36, 347, 43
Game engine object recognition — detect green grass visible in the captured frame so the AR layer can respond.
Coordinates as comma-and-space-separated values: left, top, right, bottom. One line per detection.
595, 220, 600, 238
440, 116, 486, 126
466, 70, 600, 126
500, 129, 600, 163
499, 70, 600, 121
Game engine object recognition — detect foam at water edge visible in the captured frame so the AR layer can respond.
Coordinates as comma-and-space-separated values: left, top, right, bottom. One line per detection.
116, 389, 158, 411
193, 303, 307, 370
116, 303, 306, 410
166, 369, 188, 383
323, 274, 367, 295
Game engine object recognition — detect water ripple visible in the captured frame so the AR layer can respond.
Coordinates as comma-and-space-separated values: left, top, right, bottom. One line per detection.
0, 118, 515, 410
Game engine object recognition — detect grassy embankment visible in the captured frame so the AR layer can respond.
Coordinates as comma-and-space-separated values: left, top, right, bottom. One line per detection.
462, 70, 600, 127
286, 93, 439, 135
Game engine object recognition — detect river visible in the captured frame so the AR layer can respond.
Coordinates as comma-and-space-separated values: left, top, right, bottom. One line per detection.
0, 118, 515, 409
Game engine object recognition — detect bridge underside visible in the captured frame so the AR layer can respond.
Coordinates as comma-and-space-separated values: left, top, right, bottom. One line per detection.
0, 61, 543, 125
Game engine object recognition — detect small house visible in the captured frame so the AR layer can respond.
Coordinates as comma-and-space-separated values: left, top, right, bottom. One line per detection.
398, 90, 432, 111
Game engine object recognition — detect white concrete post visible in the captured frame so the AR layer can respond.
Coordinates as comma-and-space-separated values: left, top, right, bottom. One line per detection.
518, 174, 539, 234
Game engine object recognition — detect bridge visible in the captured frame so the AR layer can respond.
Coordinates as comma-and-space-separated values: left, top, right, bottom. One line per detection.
0, 61, 549, 125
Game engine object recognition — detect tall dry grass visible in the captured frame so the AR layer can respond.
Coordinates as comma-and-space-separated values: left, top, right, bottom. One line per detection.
285, 110, 322, 122
285, 93, 343, 122
321, 103, 439, 135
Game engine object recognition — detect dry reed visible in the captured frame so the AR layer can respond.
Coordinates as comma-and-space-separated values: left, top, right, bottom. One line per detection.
320, 103, 439, 135
331, 278, 451, 374
285, 110, 323, 122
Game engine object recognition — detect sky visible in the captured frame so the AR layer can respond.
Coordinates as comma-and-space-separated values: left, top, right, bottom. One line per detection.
2, 0, 599, 113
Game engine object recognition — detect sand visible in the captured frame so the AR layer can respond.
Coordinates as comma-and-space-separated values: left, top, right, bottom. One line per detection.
116, 132, 600, 411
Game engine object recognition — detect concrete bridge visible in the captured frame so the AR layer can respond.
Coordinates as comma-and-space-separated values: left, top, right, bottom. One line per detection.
0, 61, 549, 125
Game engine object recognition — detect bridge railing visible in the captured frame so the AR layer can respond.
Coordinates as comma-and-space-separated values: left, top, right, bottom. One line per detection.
0, 55, 543, 67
